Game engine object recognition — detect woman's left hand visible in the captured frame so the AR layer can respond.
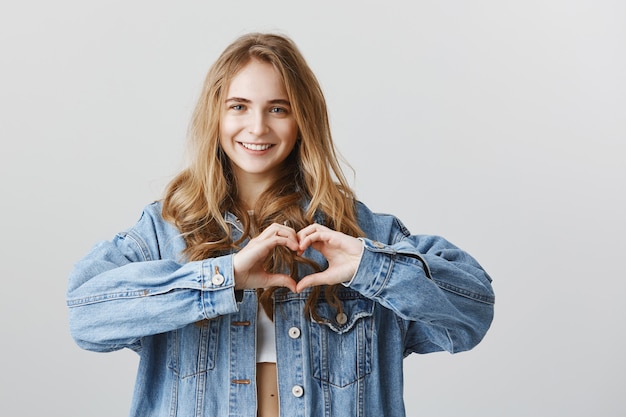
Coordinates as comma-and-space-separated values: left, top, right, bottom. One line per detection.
295, 223, 363, 293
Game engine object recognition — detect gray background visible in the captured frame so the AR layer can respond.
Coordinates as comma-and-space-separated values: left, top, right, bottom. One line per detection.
1, 1, 624, 416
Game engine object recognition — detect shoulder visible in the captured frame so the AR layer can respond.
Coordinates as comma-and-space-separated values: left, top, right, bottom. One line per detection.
117, 201, 186, 261
130, 201, 170, 235
139, 200, 167, 224
355, 201, 411, 244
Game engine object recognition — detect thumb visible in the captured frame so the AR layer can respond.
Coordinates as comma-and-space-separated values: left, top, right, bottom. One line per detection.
265, 273, 298, 293
295, 271, 330, 293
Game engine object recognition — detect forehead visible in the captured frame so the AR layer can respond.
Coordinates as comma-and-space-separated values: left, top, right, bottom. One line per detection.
226, 59, 288, 99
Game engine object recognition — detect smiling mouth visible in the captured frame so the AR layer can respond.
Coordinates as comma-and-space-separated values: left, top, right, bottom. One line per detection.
239, 142, 274, 151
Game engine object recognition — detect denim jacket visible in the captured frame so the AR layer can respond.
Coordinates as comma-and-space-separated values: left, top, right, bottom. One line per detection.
67, 201, 494, 417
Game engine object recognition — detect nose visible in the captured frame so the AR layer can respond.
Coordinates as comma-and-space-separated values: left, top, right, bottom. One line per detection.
248, 111, 270, 136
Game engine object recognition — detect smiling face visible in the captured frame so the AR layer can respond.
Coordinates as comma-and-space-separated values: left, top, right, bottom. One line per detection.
219, 59, 298, 196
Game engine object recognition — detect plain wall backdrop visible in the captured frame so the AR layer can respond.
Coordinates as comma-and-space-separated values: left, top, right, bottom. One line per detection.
1, 1, 624, 415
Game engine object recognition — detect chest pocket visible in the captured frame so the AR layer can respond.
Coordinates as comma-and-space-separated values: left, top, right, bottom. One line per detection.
309, 294, 374, 388
167, 318, 220, 379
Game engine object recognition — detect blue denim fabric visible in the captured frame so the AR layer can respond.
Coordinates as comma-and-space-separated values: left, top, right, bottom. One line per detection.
67, 201, 494, 417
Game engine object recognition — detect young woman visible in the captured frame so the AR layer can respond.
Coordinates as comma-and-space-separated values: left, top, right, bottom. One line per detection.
67, 32, 495, 417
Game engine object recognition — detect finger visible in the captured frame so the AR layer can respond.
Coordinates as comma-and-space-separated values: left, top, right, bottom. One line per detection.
295, 271, 334, 293
297, 224, 331, 252
270, 235, 301, 253
265, 273, 297, 293
261, 224, 300, 252
263, 222, 298, 237
297, 223, 328, 240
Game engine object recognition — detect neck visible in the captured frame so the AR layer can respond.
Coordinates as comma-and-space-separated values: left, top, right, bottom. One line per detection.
234, 172, 275, 211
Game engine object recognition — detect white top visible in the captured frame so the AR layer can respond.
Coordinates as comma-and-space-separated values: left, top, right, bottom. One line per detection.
256, 305, 277, 363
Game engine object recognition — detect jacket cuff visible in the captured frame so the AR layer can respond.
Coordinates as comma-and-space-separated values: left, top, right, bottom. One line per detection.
200, 254, 239, 317
343, 238, 395, 297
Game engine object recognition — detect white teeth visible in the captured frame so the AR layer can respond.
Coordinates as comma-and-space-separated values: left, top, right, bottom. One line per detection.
241, 142, 272, 151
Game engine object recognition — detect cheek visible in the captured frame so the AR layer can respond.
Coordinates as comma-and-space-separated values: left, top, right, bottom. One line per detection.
218, 119, 231, 140
281, 121, 299, 143
217, 127, 227, 149
219, 114, 242, 138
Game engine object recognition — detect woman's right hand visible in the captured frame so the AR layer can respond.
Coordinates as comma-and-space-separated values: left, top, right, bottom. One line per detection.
232, 223, 299, 292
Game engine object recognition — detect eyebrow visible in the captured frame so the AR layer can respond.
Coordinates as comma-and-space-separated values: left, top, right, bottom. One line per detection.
225, 97, 291, 106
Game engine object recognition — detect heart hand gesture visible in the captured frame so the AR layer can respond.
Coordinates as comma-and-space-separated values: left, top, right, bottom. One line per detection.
232, 223, 363, 293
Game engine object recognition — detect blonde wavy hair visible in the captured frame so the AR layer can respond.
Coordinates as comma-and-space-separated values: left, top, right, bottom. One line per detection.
162, 32, 363, 321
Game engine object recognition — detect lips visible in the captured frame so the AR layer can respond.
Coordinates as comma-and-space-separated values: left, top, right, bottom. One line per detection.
239, 142, 273, 151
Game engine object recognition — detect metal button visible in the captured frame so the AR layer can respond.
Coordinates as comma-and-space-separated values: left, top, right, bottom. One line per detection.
291, 385, 304, 397
336, 312, 348, 325
288, 327, 301, 339
211, 274, 225, 286
373, 241, 385, 248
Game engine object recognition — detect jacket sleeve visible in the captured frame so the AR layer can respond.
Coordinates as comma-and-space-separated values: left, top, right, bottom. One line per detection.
66, 209, 239, 353
346, 217, 494, 355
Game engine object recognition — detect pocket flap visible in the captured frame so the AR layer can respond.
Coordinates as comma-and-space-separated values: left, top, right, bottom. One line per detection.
311, 292, 374, 334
